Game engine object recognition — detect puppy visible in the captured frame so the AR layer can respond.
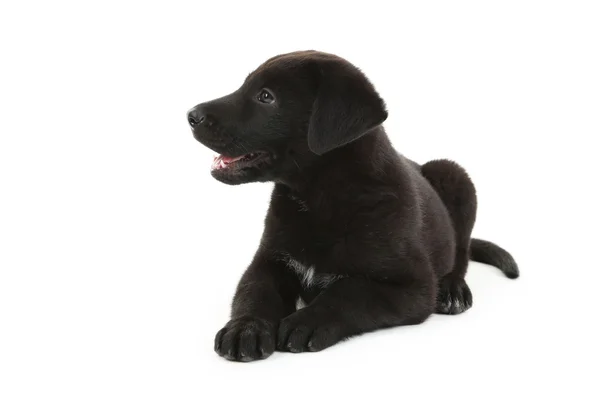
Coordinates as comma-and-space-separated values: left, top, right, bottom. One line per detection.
188, 51, 519, 362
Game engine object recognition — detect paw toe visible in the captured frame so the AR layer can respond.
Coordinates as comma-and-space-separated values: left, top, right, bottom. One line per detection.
257, 331, 275, 358
436, 277, 473, 315
286, 327, 311, 352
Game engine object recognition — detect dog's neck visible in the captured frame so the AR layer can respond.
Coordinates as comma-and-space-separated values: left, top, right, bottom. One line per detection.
279, 126, 394, 195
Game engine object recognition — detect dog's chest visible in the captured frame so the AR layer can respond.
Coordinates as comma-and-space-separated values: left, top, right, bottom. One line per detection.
270, 190, 342, 244
279, 252, 343, 289
268, 187, 350, 287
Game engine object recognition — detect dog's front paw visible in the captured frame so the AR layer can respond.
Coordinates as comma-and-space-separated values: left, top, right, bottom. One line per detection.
214, 317, 276, 362
436, 275, 473, 315
277, 308, 344, 353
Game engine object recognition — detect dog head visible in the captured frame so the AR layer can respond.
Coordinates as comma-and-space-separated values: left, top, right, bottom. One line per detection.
187, 51, 388, 185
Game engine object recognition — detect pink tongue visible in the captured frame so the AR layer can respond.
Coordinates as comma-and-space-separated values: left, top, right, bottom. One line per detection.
220, 154, 245, 163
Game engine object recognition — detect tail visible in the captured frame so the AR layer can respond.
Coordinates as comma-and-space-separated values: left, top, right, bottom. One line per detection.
470, 238, 519, 279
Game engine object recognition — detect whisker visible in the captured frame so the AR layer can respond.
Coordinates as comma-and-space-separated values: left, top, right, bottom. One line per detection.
232, 140, 247, 154
291, 154, 301, 173
234, 139, 250, 153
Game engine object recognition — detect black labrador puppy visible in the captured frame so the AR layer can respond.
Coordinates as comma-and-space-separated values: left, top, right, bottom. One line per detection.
187, 51, 519, 362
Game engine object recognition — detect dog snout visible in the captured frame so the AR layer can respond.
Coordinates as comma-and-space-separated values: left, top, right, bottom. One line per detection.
187, 107, 216, 128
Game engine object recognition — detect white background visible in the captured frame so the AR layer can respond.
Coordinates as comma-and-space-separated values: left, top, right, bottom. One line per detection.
1, 1, 599, 399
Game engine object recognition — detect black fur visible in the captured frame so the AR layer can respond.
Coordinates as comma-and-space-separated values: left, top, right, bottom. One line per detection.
187, 51, 519, 362
470, 238, 520, 279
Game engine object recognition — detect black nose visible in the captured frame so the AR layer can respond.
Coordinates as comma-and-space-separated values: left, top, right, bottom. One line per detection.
187, 108, 215, 128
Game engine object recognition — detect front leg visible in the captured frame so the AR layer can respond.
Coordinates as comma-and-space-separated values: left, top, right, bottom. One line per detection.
277, 276, 436, 353
215, 251, 300, 362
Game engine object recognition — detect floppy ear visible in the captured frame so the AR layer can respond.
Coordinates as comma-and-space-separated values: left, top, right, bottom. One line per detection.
307, 59, 388, 155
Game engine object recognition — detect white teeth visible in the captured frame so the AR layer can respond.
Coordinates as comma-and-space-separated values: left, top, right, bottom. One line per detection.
211, 152, 264, 171
211, 155, 221, 171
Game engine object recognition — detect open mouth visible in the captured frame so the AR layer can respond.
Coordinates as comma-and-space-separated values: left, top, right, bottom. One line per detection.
211, 151, 269, 171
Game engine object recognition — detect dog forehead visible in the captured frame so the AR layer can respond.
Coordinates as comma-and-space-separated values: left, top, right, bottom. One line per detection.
246, 50, 344, 85
263, 50, 336, 66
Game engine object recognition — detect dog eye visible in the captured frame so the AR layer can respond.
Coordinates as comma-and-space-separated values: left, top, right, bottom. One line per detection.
257, 89, 275, 104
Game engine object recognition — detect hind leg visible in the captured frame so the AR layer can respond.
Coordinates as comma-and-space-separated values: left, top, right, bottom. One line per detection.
421, 159, 477, 315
